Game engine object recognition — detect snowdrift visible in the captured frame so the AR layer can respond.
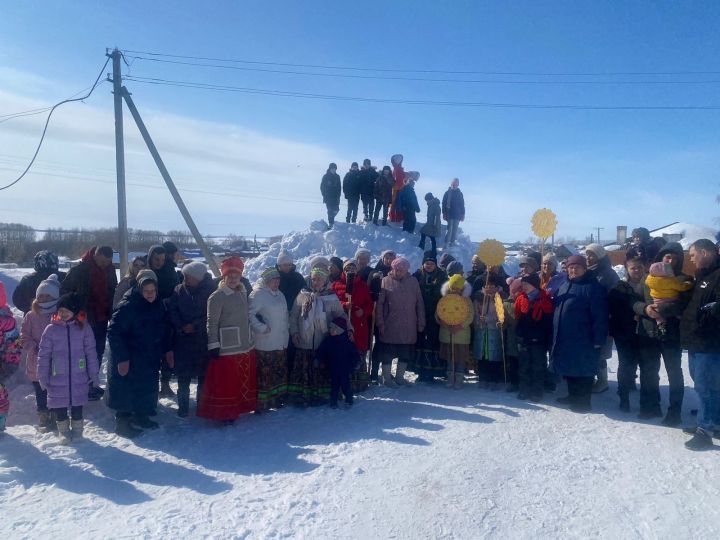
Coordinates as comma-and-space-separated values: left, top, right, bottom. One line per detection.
651, 222, 718, 249
243, 220, 478, 281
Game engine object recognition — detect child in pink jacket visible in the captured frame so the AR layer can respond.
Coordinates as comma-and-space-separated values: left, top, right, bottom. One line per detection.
38, 293, 99, 444
21, 274, 61, 432
0, 282, 21, 432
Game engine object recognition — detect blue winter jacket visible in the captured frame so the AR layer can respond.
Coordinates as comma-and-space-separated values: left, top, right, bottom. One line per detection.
550, 272, 609, 377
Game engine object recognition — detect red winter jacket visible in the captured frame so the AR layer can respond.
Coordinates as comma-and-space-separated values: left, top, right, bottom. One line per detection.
332, 273, 373, 352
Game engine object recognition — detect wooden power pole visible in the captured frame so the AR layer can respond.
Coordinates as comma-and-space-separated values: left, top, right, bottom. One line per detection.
109, 48, 129, 275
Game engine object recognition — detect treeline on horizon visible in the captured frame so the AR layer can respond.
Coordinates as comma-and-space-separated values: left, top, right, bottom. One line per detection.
0, 222, 276, 264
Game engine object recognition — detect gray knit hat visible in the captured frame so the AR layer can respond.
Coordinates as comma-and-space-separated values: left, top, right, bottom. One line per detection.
36, 274, 61, 300
181, 261, 208, 282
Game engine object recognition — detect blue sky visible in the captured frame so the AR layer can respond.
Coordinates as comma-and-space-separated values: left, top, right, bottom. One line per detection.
1, 1, 719, 242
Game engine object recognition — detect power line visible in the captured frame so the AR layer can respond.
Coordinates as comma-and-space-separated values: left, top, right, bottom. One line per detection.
0, 64, 110, 191
123, 55, 720, 86
120, 48, 720, 77
123, 74, 720, 110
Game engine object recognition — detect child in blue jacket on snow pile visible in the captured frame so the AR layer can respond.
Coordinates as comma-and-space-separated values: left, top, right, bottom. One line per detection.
315, 317, 358, 409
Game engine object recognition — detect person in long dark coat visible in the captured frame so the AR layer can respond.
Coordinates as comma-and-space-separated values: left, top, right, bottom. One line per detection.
107, 269, 172, 438
167, 262, 217, 417
412, 253, 447, 382
343, 162, 361, 224
320, 163, 341, 228
551, 255, 608, 413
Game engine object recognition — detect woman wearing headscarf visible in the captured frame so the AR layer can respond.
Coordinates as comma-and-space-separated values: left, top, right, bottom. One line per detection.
288, 266, 345, 406
249, 267, 290, 411
375, 257, 425, 387
200, 256, 257, 423
113, 256, 147, 310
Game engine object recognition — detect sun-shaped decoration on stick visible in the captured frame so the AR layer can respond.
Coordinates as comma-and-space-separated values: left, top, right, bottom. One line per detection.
437, 294, 473, 326
531, 208, 558, 240
475, 239, 506, 268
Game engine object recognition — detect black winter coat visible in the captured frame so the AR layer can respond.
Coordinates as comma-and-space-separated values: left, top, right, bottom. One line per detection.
320, 171, 341, 207
374, 173, 394, 204
359, 168, 379, 198
147, 246, 180, 300
608, 279, 644, 345
551, 273, 609, 377
442, 188, 465, 221
60, 250, 118, 323
12, 270, 67, 314
107, 288, 172, 414
680, 260, 720, 353
278, 265, 306, 311
515, 297, 553, 347
398, 185, 420, 215
315, 332, 360, 376
342, 170, 362, 199
413, 268, 447, 350
167, 275, 217, 378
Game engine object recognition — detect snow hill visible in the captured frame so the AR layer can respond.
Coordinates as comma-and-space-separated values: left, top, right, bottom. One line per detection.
650, 222, 718, 249
243, 220, 479, 282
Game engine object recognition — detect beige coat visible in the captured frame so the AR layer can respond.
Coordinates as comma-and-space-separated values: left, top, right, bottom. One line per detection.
207, 283, 253, 356
376, 272, 426, 345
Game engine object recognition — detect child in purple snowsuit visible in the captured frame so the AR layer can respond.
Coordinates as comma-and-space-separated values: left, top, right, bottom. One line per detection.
21, 274, 61, 432
38, 293, 99, 444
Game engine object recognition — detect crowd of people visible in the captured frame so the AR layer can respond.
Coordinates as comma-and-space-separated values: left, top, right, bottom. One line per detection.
320, 157, 465, 248
0, 227, 719, 451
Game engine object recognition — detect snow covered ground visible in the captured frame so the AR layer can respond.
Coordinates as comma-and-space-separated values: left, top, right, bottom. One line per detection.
1, 348, 718, 539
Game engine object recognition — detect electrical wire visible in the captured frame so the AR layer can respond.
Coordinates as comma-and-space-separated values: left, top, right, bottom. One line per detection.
120, 48, 720, 77
0, 61, 110, 191
123, 54, 720, 85
123, 74, 720, 110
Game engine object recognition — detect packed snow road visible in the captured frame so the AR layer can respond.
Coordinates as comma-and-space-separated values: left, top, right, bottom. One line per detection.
1, 355, 718, 539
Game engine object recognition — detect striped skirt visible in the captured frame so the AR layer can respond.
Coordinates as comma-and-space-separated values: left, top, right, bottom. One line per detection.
256, 349, 288, 411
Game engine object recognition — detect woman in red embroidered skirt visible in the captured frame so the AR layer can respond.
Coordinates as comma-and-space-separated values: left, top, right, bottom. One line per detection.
198, 256, 257, 423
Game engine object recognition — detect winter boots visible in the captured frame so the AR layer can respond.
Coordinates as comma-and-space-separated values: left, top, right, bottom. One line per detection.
177, 386, 190, 418
38, 410, 54, 433
661, 407, 682, 427
592, 367, 609, 394
132, 414, 159, 430
395, 362, 409, 386
115, 415, 142, 439
159, 379, 176, 398
71, 419, 84, 440
56, 419, 71, 445
382, 364, 398, 388
88, 383, 105, 401
619, 394, 630, 413
685, 429, 714, 451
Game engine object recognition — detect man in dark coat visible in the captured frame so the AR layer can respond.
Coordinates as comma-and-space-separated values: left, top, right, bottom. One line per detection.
632, 241, 693, 425
320, 163, 341, 228
625, 227, 660, 268
372, 166, 394, 226
398, 178, 421, 233
60, 245, 117, 402
147, 244, 180, 397
163, 241, 185, 283
167, 262, 217, 417
680, 239, 720, 450
107, 269, 172, 438
551, 255, 608, 413
12, 250, 66, 313
412, 253, 448, 382
343, 162, 361, 223
358, 158, 379, 222
441, 178, 465, 246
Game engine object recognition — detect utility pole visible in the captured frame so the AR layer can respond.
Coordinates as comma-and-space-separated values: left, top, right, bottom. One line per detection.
121, 88, 220, 276
596, 227, 604, 245
108, 48, 129, 276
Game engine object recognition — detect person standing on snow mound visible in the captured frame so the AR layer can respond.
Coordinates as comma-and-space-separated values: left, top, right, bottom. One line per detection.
389, 154, 406, 223
551, 255, 608, 413
372, 165, 394, 226
320, 162, 341, 229
60, 245, 117, 401
398, 174, 421, 234
343, 162, 362, 224
419, 192, 441, 255
107, 269, 173, 438
375, 257, 425, 387
12, 250, 67, 314
442, 178, 465, 247
359, 158, 379, 222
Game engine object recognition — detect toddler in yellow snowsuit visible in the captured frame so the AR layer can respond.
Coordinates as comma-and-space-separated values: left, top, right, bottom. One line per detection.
645, 262, 693, 334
